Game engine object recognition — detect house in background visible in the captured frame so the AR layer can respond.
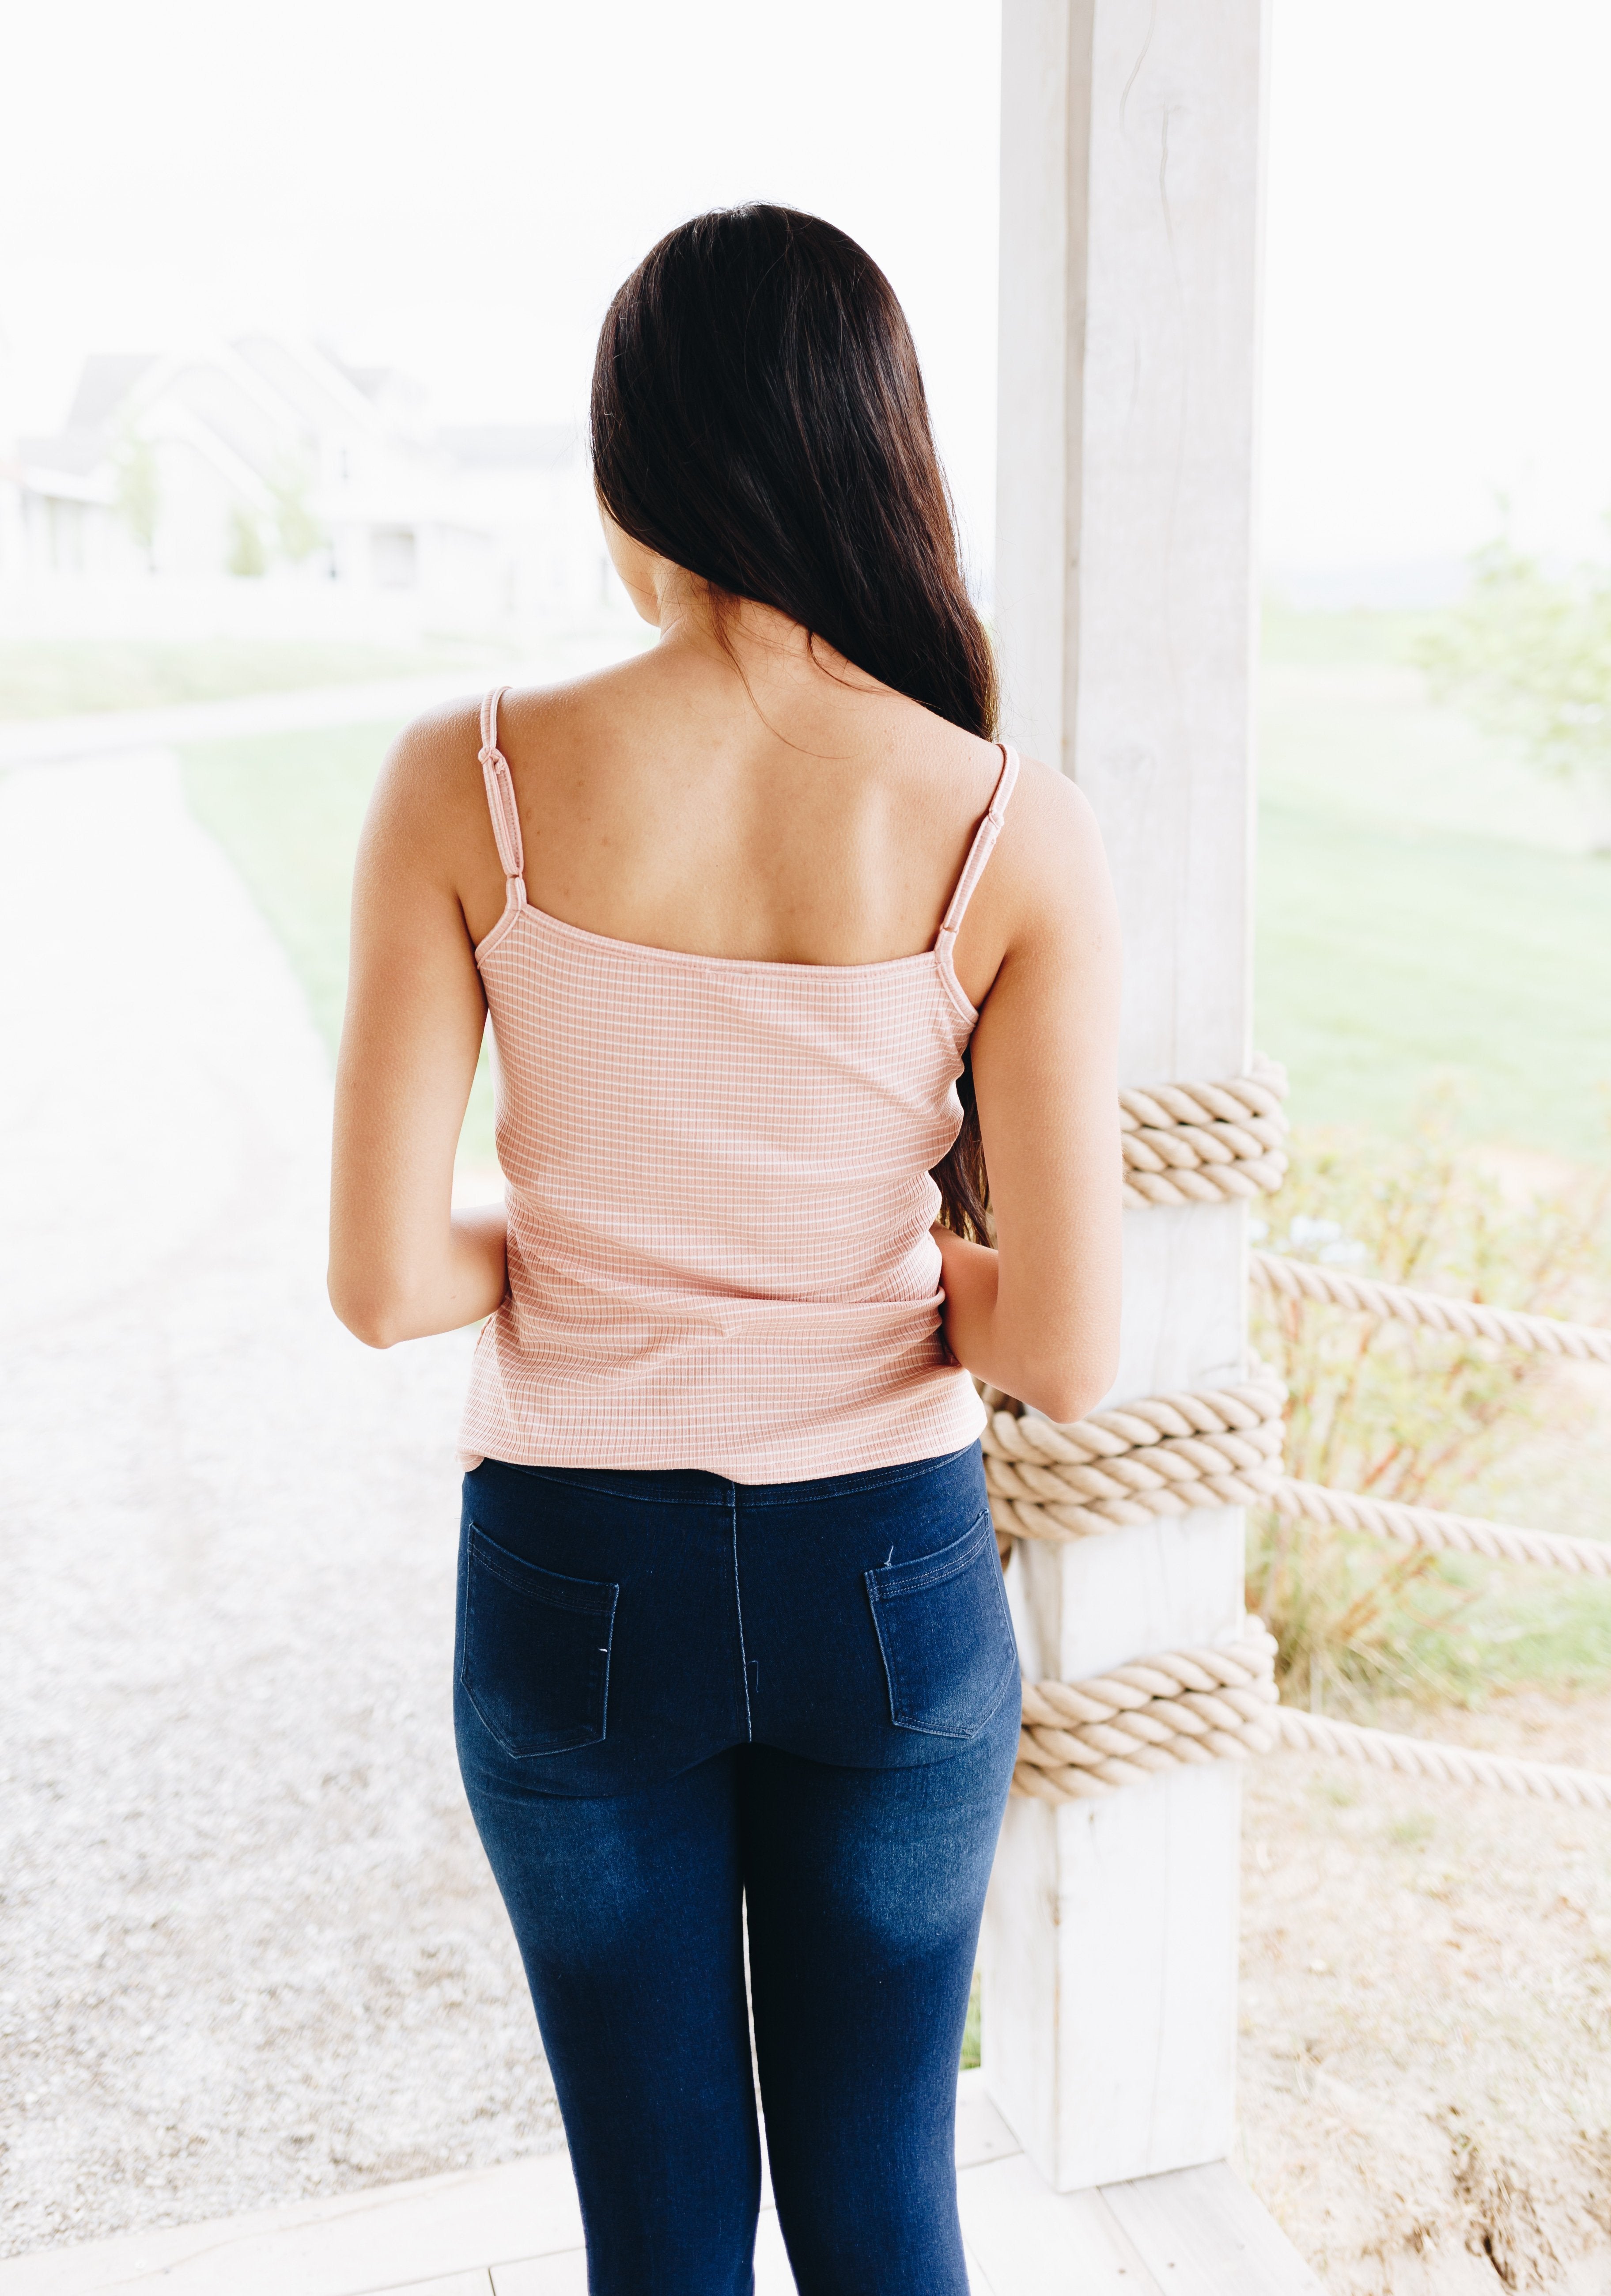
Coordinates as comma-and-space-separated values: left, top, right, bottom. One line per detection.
0, 337, 616, 630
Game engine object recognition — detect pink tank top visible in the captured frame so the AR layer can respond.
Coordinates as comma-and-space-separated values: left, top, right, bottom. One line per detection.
458, 686, 1020, 1482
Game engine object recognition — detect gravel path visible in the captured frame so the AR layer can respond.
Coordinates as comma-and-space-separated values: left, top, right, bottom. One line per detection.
0, 751, 559, 2261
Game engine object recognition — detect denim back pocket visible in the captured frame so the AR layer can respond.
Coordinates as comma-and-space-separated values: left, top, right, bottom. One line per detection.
865, 1508, 1017, 1739
459, 1523, 619, 1759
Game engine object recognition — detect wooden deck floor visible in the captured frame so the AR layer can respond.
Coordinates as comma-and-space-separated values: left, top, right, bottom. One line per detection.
0, 2075, 1320, 2296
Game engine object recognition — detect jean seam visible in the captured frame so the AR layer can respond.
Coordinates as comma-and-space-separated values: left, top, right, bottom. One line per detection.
730, 1488, 753, 1741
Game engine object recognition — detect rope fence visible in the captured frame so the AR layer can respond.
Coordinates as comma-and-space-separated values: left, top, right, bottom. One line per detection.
1117, 1055, 1609, 1359
980, 1382, 1611, 1576
1271, 1478, 1611, 1578
1269, 1708, 1611, 1811
1010, 1068, 1611, 1809
1010, 1625, 1611, 1812
1251, 1249, 1611, 1366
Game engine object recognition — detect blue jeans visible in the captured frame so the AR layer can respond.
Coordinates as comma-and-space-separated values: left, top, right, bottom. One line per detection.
454, 1443, 1019, 2296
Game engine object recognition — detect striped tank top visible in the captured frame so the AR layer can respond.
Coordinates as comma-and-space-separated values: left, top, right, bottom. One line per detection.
458, 686, 1020, 1482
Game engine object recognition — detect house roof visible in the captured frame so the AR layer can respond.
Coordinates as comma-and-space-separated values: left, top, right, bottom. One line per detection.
16, 339, 591, 530
439, 424, 579, 470
66, 355, 159, 436
234, 338, 388, 443
17, 430, 105, 476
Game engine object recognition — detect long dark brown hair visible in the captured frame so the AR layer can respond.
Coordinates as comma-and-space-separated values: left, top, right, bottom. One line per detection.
591, 204, 998, 1240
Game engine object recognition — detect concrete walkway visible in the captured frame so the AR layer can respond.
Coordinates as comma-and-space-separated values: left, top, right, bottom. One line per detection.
0, 625, 649, 769
0, 748, 560, 2261
0, 2067, 1321, 2296
0, 674, 494, 768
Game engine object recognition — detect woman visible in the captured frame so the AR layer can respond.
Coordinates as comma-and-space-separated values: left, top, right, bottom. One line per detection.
329, 206, 1120, 2296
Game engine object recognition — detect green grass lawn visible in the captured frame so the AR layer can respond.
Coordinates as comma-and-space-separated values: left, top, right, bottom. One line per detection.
1258, 796, 1611, 1153
1257, 611, 1611, 1161
1457, 1564, 1611, 1694
0, 637, 507, 721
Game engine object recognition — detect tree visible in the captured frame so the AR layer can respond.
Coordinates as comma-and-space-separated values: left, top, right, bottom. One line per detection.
269, 452, 325, 564
113, 432, 160, 571
226, 504, 268, 578
1414, 537, 1611, 798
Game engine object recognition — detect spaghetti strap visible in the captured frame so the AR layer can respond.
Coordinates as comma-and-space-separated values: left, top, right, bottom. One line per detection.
478, 685, 526, 897
935, 745, 1020, 949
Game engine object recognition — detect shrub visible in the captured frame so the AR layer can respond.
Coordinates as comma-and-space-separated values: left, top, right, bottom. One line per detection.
1413, 538, 1611, 812
1247, 1113, 1611, 1706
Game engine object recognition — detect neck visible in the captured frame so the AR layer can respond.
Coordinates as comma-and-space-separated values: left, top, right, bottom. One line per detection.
652, 570, 881, 705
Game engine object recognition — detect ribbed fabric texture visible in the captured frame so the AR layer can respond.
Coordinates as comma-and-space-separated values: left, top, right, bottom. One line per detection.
458, 687, 1018, 1482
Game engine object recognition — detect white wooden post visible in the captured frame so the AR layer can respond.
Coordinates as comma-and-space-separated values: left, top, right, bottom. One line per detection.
982, 0, 1269, 2192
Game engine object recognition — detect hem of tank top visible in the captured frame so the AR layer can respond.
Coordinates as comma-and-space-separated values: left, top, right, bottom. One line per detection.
484, 1255, 951, 1302
453, 1413, 987, 1487
474, 890, 981, 1017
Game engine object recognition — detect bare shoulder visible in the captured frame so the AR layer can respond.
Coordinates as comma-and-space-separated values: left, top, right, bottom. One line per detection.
1007, 751, 1103, 841
947, 747, 1116, 1011
361, 667, 615, 860
348, 695, 483, 888
998, 754, 1115, 930
373, 655, 636, 800
380, 693, 481, 791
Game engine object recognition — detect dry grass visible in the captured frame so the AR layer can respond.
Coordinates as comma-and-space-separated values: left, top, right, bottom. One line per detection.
1239, 1126, 1611, 2286
1240, 1697, 1611, 2293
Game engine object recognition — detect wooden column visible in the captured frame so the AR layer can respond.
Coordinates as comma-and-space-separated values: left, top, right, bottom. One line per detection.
982, 0, 1269, 2191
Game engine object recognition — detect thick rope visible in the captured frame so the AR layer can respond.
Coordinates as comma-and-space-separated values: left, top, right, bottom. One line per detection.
999, 1085, 1611, 1812
981, 1376, 1287, 1542
1271, 1709, 1611, 1811
983, 1382, 1610, 1577
1252, 1250, 1611, 1366
1010, 1627, 1611, 1811
1121, 1056, 1289, 1209
1272, 1478, 1611, 1577
1013, 1622, 1280, 1800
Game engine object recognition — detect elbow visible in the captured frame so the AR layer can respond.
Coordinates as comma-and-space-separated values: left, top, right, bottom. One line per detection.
327, 1270, 408, 1350
1014, 1345, 1121, 1429
1018, 1375, 1102, 1428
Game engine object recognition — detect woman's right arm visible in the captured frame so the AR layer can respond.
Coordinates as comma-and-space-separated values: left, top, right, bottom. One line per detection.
329, 715, 508, 1349
932, 771, 1123, 1425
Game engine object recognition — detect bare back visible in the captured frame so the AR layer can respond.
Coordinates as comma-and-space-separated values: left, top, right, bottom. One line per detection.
442, 632, 1024, 1015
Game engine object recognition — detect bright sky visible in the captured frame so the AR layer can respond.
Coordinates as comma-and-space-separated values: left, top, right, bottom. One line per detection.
4, 0, 1610, 585
1263, 0, 1611, 576
0, 0, 1002, 576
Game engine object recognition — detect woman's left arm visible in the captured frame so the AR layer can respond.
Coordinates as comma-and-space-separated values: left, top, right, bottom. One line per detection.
329, 718, 507, 1349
